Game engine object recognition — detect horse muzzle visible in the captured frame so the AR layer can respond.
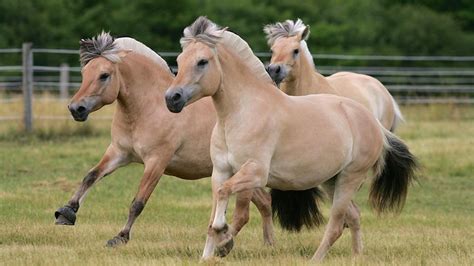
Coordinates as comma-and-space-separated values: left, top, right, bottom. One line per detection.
68, 100, 94, 121
266, 64, 288, 86
165, 87, 191, 113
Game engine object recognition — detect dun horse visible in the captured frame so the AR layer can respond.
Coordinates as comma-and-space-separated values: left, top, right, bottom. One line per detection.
265, 19, 403, 131
165, 17, 417, 262
54, 32, 274, 247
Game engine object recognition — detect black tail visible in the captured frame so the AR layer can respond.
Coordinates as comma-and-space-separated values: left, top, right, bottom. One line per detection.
271, 187, 325, 232
370, 131, 418, 213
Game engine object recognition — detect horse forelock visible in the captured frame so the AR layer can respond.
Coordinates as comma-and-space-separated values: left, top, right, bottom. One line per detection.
79, 32, 171, 73
264, 18, 307, 46
264, 19, 315, 70
180, 16, 225, 48
79, 31, 120, 66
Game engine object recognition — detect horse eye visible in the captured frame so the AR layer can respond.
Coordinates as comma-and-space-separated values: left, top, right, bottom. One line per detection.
197, 59, 208, 67
293, 49, 299, 55
99, 73, 110, 81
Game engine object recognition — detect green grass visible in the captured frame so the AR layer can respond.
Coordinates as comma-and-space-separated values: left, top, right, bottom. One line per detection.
1, 104, 473, 265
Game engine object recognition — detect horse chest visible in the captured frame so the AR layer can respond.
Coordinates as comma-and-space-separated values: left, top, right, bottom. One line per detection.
226, 152, 245, 173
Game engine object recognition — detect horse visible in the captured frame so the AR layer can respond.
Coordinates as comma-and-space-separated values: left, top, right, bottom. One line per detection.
54, 32, 275, 248
164, 17, 417, 262
264, 19, 404, 132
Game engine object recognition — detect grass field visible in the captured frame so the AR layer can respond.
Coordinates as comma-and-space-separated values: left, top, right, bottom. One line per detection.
1, 103, 473, 265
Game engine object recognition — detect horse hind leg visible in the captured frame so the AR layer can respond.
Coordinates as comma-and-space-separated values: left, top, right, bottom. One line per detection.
312, 171, 366, 262
322, 178, 362, 255
345, 201, 363, 255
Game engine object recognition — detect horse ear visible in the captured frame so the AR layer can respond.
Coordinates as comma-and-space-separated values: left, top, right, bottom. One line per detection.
300, 26, 310, 41
117, 49, 132, 58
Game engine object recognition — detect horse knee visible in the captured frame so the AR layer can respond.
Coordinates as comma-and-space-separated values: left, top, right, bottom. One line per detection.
217, 186, 231, 200
82, 169, 99, 187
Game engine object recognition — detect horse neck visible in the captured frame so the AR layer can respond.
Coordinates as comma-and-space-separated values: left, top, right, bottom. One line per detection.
115, 54, 173, 123
281, 53, 338, 96
212, 47, 278, 121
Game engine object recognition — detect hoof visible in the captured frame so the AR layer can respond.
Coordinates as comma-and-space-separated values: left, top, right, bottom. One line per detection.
106, 235, 128, 248
54, 206, 76, 225
216, 237, 234, 258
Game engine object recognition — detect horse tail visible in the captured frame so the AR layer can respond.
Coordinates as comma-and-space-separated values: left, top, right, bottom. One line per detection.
370, 128, 418, 214
270, 187, 325, 232
390, 97, 404, 132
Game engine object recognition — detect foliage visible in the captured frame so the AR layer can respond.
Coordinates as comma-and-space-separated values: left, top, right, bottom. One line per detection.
0, 0, 473, 66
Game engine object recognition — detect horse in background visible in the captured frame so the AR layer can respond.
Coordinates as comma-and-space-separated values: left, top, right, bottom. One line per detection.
54, 32, 274, 248
265, 19, 403, 132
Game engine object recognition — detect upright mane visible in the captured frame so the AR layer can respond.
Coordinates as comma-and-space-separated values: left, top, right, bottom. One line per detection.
79, 31, 171, 72
264, 19, 315, 70
181, 17, 273, 85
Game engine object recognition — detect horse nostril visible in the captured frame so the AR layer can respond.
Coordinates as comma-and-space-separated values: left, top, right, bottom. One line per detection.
172, 93, 182, 102
275, 65, 281, 74
77, 106, 86, 114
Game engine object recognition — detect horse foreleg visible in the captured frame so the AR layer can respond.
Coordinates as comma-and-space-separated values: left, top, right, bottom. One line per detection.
311, 172, 366, 262
203, 160, 267, 260
251, 188, 274, 245
202, 169, 230, 261
212, 160, 267, 231
214, 189, 253, 258
54, 144, 128, 225
229, 189, 252, 236
229, 189, 273, 238
106, 156, 170, 247
216, 187, 274, 258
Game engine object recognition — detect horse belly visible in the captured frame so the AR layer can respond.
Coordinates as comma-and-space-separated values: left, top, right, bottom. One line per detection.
165, 151, 213, 180
267, 152, 346, 190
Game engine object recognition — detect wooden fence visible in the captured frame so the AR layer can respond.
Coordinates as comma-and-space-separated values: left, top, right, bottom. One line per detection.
1, 44, 473, 132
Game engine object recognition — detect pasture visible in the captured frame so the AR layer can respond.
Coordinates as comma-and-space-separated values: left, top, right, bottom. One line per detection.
0, 103, 473, 265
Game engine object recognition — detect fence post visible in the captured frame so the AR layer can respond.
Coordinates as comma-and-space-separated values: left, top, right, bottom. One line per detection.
22, 42, 33, 132
59, 63, 69, 99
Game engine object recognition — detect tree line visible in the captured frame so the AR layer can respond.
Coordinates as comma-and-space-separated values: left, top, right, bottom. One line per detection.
1, 0, 473, 66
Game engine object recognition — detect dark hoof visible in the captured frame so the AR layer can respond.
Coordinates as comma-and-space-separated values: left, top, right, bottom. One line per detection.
106, 236, 129, 248
54, 206, 76, 225
216, 237, 234, 258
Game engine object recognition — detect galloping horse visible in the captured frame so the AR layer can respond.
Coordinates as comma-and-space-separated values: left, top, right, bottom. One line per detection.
54, 32, 274, 248
165, 17, 417, 262
264, 19, 403, 131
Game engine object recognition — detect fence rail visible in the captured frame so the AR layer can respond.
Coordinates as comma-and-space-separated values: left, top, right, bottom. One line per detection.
1, 45, 473, 132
